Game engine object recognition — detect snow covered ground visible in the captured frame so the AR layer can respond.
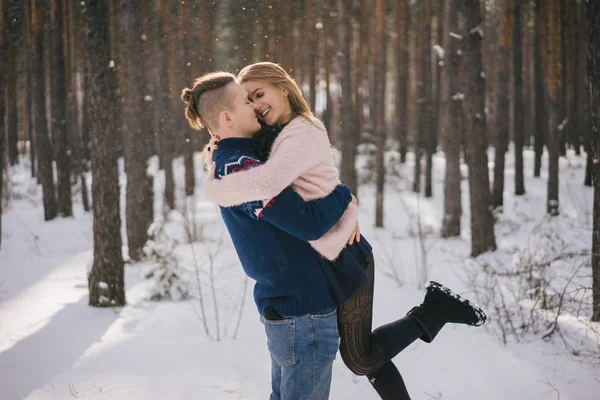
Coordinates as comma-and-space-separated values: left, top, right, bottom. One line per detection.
1, 148, 598, 400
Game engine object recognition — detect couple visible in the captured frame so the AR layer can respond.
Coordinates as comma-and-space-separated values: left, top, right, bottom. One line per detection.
182, 62, 486, 400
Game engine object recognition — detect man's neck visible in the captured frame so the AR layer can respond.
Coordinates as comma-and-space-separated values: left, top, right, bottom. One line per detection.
216, 129, 255, 140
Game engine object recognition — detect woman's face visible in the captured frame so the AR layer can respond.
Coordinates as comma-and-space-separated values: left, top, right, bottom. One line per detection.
242, 80, 293, 126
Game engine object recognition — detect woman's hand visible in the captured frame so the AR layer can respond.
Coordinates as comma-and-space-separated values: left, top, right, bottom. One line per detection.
207, 162, 216, 181
347, 221, 360, 245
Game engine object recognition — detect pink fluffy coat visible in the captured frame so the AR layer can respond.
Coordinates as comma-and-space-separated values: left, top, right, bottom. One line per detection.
203, 116, 357, 261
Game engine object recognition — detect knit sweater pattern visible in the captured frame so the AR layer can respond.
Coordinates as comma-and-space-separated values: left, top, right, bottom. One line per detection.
204, 117, 358, 261
211, 137, 353, 316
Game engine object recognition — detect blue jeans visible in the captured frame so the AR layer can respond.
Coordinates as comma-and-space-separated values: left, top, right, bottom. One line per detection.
261, 307, 339, 400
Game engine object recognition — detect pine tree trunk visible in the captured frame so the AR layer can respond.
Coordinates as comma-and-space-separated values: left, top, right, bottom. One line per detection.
322, 0, 334, 134
580, 2, 593, 188
84, 0, 125, 307
29, 0, 58, 221
558, 0, 568, 156
513, 0, 525, 195
440, 0, 463, 238
64, 0, 89, 212
306, 0, 316, 112
533, 0, 547, 178
522, 0, 533, 148
24, 0, 36, 178
119, 0, 154, 261
338, 0, 358, 196
171, 1, 195, 198
459, 0, 497, 257
545, 0, 560, 216
426, 0, 441, 199
396, 0, 409, 164
415, 1, 433, 194
6, 44, 17, 166
565, 1, 578, 155
0, 0, 5, 250
493, 0, 512, 209
356, 0, 368, 146
374, 0, 387, 227
50, 0, 73, 217
588, 0, 600, 322
155, 0, 175, 210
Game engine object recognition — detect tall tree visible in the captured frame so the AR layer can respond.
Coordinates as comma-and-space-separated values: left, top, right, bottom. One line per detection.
558, 0, 568, 156
50, 0, 73, 217
338, 0, 358, 196
374, 0, 387, 227
5, 0, 18, 166
84, 0, 125, 307
0, 0, 6, 249
306, 0, 316, 111
119, 0, 154, 261
459, 0, 496, 256
414, 0, 433, 194
545, 0, 560, 216
533, 0, 547, 178
173, 1, 195, 199
440, 0, 463, 238
29, 0, 58, 220
24, 0, 36, 178
321, 0, 335, 133
492, 0, 513, 209
395, 0, 409, 163
156, 0, 175, 210
65, 0, 89, 212
581, 2, 593, 188
513, 0, 525, 195
588, 0, 600, 322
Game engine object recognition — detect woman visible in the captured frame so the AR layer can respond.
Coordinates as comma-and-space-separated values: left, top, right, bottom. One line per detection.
204, 62, 486, 399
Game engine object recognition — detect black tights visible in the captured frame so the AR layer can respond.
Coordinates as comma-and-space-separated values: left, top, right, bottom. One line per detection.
337, 254, 424, 400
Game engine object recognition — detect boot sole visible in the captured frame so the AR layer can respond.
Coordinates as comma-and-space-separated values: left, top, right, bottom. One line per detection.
426, 281, 487, 326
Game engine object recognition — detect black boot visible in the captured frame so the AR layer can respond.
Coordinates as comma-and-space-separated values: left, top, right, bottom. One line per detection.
407, 281, 486, 343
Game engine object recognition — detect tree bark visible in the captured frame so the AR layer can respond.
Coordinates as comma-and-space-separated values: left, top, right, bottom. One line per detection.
119, 0, 154, 261
374, 0, 387, 227
493, 0, 512, 209
533, 0, 547, 178
581, 2, 593, 188
440, 0, 463, 238
306, 0, 316, 112
29, 0, 58, 221
545, 0, 560, 216
558, 0, 568, 156
459, 0, 496, 257
64, 0, 89, 212
0, 0, 5, 250
338, 0, 358, 196
156, 0, 175, 210
513, 0, 525, 195
396, 0, 409, 164
50, 0, 73, 217
23, 0, 36, 178
322, 0, 335, 134
588, 0, 600, 322
84, 0, 125, 307
415, 0, 433, 194
6, 41, 17, 166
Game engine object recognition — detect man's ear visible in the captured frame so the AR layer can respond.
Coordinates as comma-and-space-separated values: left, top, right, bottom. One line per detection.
219, 111, 233, 128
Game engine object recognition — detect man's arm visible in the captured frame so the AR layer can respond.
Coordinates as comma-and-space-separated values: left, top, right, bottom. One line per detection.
215, 155, 351, 241
251, 184, 352, 241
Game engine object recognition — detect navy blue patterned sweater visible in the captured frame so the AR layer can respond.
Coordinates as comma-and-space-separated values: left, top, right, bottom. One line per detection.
213, 137, 352, 316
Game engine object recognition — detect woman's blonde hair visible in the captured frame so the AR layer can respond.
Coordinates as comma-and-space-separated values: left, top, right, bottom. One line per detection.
237, 62, 324, 130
